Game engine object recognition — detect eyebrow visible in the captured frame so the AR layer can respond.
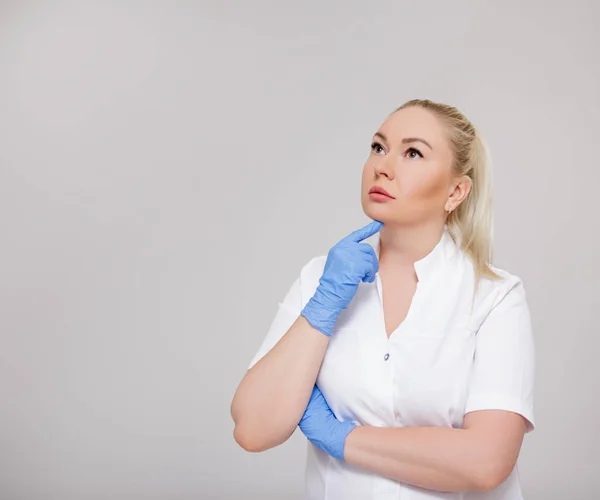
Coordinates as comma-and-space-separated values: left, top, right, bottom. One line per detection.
373, 131, 433, 151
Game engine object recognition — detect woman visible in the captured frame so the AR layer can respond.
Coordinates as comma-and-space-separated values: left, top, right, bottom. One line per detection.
230, 99, 535, 499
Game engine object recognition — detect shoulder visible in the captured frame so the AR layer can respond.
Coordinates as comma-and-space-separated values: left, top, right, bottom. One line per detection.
483, 263, 526, 302
480, 263, 524, 298
470, 261, 529, 332
449, 239, 528, 327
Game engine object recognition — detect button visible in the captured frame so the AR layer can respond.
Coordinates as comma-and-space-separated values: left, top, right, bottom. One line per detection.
383, 353, 390, 361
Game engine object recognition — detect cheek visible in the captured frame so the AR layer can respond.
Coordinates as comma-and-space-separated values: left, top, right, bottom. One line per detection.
399, 168, 448, 202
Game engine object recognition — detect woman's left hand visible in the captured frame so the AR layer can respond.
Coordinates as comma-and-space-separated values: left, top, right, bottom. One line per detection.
298, 385, 357, 461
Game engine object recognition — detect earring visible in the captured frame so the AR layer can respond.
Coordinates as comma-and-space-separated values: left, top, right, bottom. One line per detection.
446, 206, 453, 214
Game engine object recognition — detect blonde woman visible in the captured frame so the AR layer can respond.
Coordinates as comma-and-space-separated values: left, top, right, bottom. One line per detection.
230, 99, 535, 500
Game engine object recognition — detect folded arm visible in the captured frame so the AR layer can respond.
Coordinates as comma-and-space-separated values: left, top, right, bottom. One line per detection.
344, 410, 527, 492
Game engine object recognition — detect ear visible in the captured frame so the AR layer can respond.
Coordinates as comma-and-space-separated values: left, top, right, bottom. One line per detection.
447, 175, 472, 210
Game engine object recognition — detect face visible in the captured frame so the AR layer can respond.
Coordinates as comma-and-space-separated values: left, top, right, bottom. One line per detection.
361, 106, 469, 227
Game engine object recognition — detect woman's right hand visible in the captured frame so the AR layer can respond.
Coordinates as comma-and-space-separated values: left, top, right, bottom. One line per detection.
300, 220, 383, 336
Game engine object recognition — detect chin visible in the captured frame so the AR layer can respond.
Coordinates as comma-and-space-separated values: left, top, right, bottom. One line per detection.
362, 203, 393, 222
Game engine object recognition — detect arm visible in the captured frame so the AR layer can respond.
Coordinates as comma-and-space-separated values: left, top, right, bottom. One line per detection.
231, 220, 384, 453
231, 314, 329, 452
344, 410, 527, 492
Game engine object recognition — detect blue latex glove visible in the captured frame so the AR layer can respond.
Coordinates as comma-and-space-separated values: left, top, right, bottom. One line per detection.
298, 385, 357, 461
301, 220, 383, 336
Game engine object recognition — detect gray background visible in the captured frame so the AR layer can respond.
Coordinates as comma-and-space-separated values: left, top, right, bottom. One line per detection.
1, 1, 598, 499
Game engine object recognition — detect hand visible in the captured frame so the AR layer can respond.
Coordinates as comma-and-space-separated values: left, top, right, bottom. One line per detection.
298, 385, 357, 461
301, 220, 383, 336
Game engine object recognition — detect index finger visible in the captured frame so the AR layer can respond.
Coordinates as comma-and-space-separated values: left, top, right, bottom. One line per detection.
343, 220, 384, 243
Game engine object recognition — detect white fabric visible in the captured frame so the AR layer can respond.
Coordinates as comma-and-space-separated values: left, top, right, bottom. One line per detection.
248, 225, 535, 500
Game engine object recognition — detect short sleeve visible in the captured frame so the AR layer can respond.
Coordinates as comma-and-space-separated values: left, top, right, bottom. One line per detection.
247, 272, 303, 370
464, 279, 536, 433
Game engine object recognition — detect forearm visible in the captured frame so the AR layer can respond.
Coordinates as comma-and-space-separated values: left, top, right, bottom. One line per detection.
231, 315, 328, 451
344, 425, 498, 492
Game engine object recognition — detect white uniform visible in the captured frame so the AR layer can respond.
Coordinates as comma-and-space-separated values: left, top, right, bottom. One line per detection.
248, 226, 536, 500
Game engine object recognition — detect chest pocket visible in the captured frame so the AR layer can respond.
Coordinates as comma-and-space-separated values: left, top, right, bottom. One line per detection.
392, 324, 477, 429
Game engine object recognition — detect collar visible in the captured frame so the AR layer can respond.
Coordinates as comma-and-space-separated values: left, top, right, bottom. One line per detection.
369, 224, 457, 283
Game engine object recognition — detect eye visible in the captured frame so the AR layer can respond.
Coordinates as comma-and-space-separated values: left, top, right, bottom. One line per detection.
405, 147, 423, 159
370, 141, 385, 154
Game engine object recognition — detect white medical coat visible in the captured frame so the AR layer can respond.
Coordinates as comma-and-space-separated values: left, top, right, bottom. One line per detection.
248, 226, 536, 500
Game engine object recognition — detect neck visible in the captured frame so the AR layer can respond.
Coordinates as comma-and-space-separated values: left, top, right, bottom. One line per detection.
378, 221, 446, 272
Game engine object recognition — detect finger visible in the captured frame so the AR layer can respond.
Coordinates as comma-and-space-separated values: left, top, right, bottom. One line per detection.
357, 242, 378, 258
358, 253, 379, 283
367, 257, 379, 283
357, 244, 379, 282
343, 220, 384, 244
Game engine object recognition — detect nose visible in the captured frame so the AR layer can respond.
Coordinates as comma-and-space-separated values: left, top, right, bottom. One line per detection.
373, 155, 395, 179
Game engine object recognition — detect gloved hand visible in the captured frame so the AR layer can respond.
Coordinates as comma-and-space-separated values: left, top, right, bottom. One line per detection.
298, 385, 356, 461
301, 220, 383, 336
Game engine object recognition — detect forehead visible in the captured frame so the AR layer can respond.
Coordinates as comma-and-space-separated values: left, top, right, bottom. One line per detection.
379, 106, 448, 147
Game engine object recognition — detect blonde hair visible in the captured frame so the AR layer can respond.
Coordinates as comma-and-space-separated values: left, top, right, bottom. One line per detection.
394, 99, 502, 290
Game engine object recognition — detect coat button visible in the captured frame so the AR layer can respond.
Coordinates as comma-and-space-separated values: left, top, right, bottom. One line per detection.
384, 353, 390, 361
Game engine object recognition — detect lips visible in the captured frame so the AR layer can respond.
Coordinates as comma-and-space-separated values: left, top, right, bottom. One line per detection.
369, 186, 395, 199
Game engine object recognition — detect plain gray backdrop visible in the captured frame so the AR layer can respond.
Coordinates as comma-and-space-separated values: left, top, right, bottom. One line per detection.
1, 1, 598, 499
